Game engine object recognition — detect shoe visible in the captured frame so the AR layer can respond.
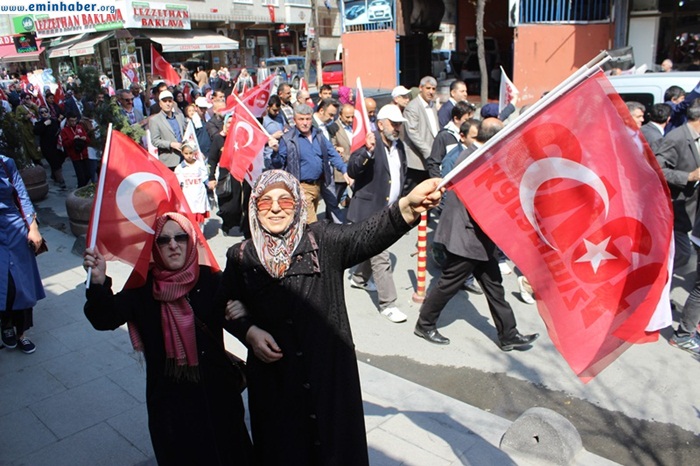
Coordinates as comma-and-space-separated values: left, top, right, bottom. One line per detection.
17, 337, 36, 354
462, 278, 483, 294
349, 276, 377, 292
499, 261, 513, 275
414, 325, 450, 344
380, 306, 407, 323
499, 332, 539, 351
1, 328, 17, 349
669, 333, 700, 355
518, 276, 535, 305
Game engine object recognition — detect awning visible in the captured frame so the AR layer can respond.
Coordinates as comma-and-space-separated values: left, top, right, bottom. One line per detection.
69, 32, 113, 57
47, 34, 87, 59
0, 41, 44, 63
148, 30, 239, 52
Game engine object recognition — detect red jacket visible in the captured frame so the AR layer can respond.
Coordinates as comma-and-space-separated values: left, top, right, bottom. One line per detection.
60, 123, 90, 161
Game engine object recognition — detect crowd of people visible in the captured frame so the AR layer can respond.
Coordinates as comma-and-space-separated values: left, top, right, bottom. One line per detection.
4, 63, 700, 464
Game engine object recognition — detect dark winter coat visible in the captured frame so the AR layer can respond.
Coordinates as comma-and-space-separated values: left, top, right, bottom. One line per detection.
84, 267, 252, 466
219, 204, 414, 466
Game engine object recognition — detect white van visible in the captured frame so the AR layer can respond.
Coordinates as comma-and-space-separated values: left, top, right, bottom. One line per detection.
608, 72, 700, 109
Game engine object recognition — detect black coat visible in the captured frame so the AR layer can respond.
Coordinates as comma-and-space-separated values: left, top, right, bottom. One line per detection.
346, 131, 407, 223
84, 267, 252, 466
219, 205, 413, 466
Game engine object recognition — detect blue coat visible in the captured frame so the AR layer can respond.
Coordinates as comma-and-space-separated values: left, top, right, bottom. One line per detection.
0, 156, 45, 310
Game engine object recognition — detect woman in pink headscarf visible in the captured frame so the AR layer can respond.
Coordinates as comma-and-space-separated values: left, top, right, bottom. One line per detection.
337, 85, 354, 105
83, 212, 252, 466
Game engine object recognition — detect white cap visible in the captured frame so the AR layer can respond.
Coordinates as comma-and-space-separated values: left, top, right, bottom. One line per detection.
195, 96, 212, 108
391, 85, 411, 98
376, 104, 407, 122
159, 90, 173, 100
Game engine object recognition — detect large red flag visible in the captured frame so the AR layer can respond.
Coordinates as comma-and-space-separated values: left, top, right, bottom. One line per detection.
220, 75, 275, 117
447, 71, 673, 381
350, 77, 370, 153
53, 82, 65, 110
219, 105, 269, 186
151, 45, 181, 86
87, 130, 219, 289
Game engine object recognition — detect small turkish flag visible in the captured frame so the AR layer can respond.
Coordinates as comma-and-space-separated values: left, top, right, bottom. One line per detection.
53, 82, 65, 109
447, 71, 673, 381
87, 130, 219, 289
220, 74, 275, 118
151, 45, 181, 86
219, 105, 269, 186
350, 77, 370, 153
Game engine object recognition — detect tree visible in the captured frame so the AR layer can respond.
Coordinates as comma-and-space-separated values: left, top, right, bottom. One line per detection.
475, 0, 488, 104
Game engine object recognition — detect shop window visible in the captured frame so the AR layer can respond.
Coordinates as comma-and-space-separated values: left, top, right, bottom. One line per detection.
519, 0, 612, 23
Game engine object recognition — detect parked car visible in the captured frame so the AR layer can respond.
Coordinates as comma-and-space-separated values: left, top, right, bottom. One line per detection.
322, 61, 343, 86
432, 50, 454, 78
367, 0, 392, 22
608, 71, 700, 110
264, 55, 316, 89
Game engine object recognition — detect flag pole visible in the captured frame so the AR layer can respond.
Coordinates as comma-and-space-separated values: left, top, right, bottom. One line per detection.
438, 52, 612, 189
231, 92, 272, 138
356, 76, 371, 131
85, 123, 113, 289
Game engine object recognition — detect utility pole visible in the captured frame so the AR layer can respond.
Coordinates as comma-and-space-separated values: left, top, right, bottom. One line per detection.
305, 0, 323, 87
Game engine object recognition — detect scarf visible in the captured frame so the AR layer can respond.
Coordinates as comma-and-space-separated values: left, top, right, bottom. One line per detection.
127, 212, 201, 382
249, 170, 307, 279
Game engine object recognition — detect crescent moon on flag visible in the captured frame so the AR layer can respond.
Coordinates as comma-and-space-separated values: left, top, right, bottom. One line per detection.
352, 109, 363, 138
154, 56, 169, 72
234, 121, 254, 148
519, 157, 609, 251
116, 173, 171, 234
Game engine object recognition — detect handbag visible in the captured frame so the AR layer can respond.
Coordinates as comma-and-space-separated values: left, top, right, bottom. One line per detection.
0, 159, 48, 256
195, 316, 247, 393
215, 172, 232, 198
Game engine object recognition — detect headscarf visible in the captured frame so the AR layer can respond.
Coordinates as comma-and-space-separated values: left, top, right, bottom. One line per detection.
249, 170, 307, 279
127, 212, 201, 381
338, 86, 354, 105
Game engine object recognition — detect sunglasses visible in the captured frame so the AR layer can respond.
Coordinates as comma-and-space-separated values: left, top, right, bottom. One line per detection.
155, 233, 189, 246
256, 197, 296, 212
39, 110, 49, 114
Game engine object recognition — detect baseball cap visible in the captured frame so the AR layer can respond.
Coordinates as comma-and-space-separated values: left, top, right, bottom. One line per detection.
159, 90, 174, 101
480, 103, 499, 119
376, 104, 407, 122
195, 96, 212, 108
391, 85, 411, 98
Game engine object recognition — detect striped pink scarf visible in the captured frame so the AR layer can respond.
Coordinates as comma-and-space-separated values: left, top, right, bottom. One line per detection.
128, 213, 201, 381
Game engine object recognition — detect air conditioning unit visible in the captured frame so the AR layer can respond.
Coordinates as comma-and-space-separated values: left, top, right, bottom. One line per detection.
216, 27, 228, 36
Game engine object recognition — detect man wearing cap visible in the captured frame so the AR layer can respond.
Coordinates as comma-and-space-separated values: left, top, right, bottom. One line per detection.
480, 97, 517, 122
149, 81, 169, 116
118, 89, 144, 125
191, 97, 213, 158
149, 90, 186, 169
437, 80, 468, 127
392, 85, 411, 111
345, 104, 409, 323
403, 76, 439, 192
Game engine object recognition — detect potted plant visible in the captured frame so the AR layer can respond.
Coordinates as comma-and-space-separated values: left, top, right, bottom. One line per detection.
65, 182, 95, 236
0, 104, 49, 201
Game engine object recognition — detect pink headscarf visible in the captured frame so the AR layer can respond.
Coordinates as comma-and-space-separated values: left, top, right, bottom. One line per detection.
338, 86, 354, 105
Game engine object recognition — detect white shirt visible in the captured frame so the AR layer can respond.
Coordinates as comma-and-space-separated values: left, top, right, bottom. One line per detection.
175, 159, 209, 214
313, 114, 331, 140
386, 141, 402, 204
420, 95, 438, 136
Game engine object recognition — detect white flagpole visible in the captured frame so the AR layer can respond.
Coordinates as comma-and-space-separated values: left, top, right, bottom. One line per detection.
232, 92, 272, 138
356, 76, 371, 131
438, 52, 611, 189
85, 123, 113, 289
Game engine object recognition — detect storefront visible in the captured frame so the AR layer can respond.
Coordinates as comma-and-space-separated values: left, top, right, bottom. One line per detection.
0, 34, 46, 74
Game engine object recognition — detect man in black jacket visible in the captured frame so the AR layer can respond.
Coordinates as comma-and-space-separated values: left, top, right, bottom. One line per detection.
346, 104, 409, 323
414, 118, 539, 349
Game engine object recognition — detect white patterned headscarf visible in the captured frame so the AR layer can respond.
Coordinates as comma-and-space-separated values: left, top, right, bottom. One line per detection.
249, 170, 308, 278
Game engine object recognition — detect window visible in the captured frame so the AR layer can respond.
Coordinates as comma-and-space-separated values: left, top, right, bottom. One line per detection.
260, 0, 279, 6
285, 0, 312, 6
519, 0, 612, 24
233, 0, 253, 4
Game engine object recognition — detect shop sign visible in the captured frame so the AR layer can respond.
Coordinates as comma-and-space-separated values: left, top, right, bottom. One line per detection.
14, 34, 39, 54
0, 35, 14, 45
12, 15, 36, 34
124, 1, 191, 30
276, 24, 290, 37
29, 11, 125, 38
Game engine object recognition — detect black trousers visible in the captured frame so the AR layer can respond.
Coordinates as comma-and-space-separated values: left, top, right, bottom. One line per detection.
1, 272, 33, 334
417, 250, 517, 340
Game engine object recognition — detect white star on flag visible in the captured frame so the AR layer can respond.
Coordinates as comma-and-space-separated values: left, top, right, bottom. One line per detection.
575, 237, 617, 273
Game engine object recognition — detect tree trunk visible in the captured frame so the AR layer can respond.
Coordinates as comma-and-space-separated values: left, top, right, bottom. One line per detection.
476, 0, 488, 104
305, 0, 323, 87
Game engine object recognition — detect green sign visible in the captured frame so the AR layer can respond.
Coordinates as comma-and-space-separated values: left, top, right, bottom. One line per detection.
12, 15, 36, 34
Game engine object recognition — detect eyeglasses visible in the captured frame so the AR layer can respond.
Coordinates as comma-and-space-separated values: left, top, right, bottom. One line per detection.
256, 197, 296, 212
155, 233, 189, 246
122, 98, 133, 102
39, 110, 49, 114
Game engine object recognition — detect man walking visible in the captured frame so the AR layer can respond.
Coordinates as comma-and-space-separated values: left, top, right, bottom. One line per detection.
149, 90, 185, 169
403, 76, 439, 191
346, 105, 409, 322
414, 118, 539, 350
